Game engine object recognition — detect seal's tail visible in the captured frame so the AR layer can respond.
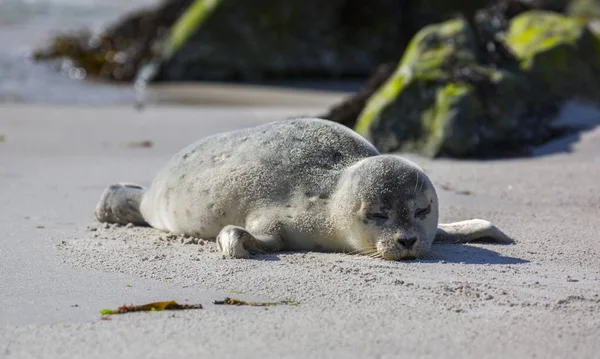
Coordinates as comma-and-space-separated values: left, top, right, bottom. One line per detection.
95, 183, 147, 226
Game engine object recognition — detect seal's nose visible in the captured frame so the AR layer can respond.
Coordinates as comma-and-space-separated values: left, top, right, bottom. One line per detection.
397, 237, 417, 249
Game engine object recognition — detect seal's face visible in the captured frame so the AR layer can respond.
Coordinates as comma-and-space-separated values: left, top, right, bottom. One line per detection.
356, 188, 437, 260
335, 155, 439, 260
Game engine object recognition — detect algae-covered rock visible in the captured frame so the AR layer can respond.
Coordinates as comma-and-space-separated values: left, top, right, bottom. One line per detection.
355, 18, 527, 157
505, 10, 600, 102
567, 0, 600, 20
354, 19, 475, 156
322, 62, 397, 128
155, 0, 409, 81
32, 0, 198, 82
355, 11, 600, 158
322, 0, 576, 132
34, 0, 414, 82
35, 0, 534, 83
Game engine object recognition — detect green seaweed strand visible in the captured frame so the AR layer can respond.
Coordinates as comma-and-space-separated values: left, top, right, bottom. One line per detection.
168, 0, 221, 56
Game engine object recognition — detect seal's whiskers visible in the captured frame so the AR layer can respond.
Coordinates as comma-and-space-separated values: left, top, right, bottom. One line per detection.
345, 246, 377, 256
367, 252, 383, 259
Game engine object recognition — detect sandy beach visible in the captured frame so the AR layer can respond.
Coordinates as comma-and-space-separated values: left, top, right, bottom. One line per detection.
1, 95, 599, 358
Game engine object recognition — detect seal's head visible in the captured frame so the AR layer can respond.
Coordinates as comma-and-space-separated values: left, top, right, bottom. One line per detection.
331, 155, 439, 260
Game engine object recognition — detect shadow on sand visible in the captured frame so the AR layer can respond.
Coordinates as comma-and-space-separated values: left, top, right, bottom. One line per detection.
247, 244, 528, 265
532, 131, 586, 157
427, 243, 528, 265
248, 253, 283, 261
531, 102, 599, 157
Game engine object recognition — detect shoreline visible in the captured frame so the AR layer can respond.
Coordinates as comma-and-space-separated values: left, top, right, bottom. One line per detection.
145, 82, 353, 107
0, 79, 355, 108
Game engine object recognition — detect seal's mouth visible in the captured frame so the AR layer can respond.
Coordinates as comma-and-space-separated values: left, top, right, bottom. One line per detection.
379, 250, 418, 261
398, 256, 417, 261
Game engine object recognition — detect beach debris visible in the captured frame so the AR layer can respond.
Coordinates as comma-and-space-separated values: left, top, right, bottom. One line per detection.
0, 135, 5, 142
36, 225, 45, 229
212, 297, 299, 307
440, 184, 473, 196
100, 300, 203, 315
126, 140, 153, 148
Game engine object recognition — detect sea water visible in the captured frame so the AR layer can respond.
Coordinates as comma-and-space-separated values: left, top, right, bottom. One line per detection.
0, 0, 157, 104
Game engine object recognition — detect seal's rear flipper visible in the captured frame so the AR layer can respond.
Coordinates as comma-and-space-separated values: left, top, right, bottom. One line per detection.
435, 219, 513, 244
95, 183, 147, 226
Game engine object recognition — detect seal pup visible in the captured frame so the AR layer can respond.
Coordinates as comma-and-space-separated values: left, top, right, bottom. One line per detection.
95, 118, 512, 260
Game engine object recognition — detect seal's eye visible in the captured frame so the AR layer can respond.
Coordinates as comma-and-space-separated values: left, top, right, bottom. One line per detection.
415, 205, 431, 219
366, 213, 388, 221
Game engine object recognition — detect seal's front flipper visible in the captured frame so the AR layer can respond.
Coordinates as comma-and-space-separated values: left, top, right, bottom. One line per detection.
435, 219, 513, 244
95, 183, 147, 226
216, 225, 283, 259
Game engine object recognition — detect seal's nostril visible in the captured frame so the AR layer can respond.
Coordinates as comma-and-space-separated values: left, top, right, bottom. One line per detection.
397, 237, 417, 249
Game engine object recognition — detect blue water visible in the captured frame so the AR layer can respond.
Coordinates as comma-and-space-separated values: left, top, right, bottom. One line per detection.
0, 0, 156, 104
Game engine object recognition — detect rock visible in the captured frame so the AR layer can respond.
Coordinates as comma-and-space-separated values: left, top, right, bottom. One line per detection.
34, 0, 415, 82
567, 0, 600, 20
354, 11, 600, 158
321, 1, 571, 131
36, 0, 539, 83
156, 0, 412, 81
321, 62, 396, 127
33, 0, 196, 82
33, 0, 574, 85
355, 18, 522, 157
321, 1, 533, 130
505, 10, 600, 103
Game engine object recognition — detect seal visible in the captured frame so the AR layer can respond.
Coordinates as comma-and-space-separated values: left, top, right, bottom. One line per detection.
95, 118, 512, 260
